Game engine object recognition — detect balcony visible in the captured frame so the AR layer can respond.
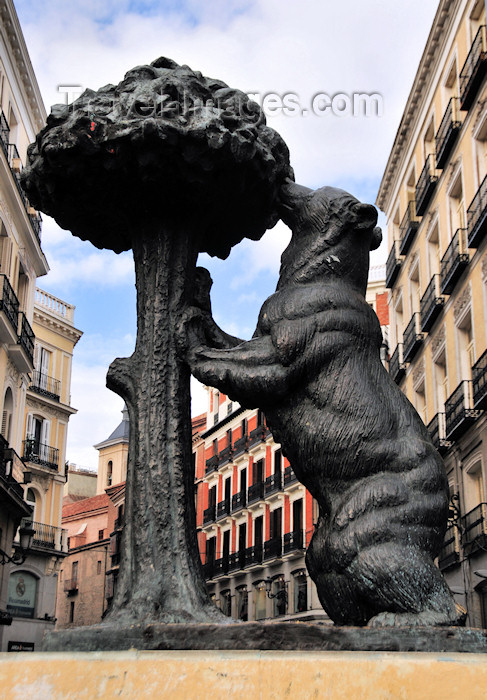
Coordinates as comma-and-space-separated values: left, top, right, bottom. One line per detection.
459, 25, 487, 111
444, 380, 482, 441
435, 98, 461, 169
402, 313, 423, 363
283, 529, 304, 554
0, 442, 25, 501
30, 370, 61, 401
248, 424, 269, 448
0, 111, 9, 157
462, 503, 487, 555
399, 201, 420, 255
283, 466, 298, 486
231, 489, 247, 513
244, 544, 263, 567
440, 228, 469, 295
420, 275, 444, 333
5, 144, 42, 246
228, 550, 246, 573
0, 275, 19, 345
216, 498, 231, 520
232, 435, 248, 458
203, 504, 216, 525
388, 344, 407, 384
22, 438, 60, 470
385, 240, 403, 288
205, 454, 219, 475
21, 518, 67, 552
247, 481, 264, 504
264, 472, 282, 496
264, 537, 282, 561
63, 578, 78, 594
9, 313, 34, 373
415, 155, 438, 216
427, 413, 452, 455
467, 175, 487, 249
212, 557, 229, 577
472, 349, 487, 410
219, 445, 233, 467
437, 525, 460, 571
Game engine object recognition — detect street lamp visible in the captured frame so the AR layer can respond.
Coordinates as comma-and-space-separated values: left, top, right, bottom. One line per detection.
264, 577, 287, 600
0, 522, 35, 565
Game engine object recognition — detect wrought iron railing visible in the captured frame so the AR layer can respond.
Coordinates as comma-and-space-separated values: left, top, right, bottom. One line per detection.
283, 529, 304, 553
244, 544, 263, 567
219, 445, 233, 467
0, 111, 9, 157
462, 502, 487, 548
403, 313, 423, 363
467, 174, 487, 249
437, 524, 460, 570
420, 274, 444, 332
459, 25, 487, 110
247, 481, 264, 504
232, 434, 248, 458
0, 440, 25, 499
440, 228, 469, 294
264, 537, 282, 560
435, 97, 461, 169
427, 412, 451, 454
30, 370, 61, 400
203, 504, 216, 524
216, 498, 231, 519
472, 349, 487, 410
385, 240, 403, 288
399, 201, 420, 255
231, 489, 247, 512
444, 380, 482, 440
22, 438, 59, 469
415, 154, 438, 216
283, 466, 298, 486
18, 313, 34, 362
264, 472, 282, 495
0, 274, 19, 334
205, 454, 220, 475
63, 578, 78, 592
248, 424, 269, 448
388, 343, 407, 384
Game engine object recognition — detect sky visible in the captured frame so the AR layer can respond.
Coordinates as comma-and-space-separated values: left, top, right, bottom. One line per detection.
14, 0, 441, 469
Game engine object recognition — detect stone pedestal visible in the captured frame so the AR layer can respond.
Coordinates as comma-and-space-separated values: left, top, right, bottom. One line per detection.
1, 649, 487, 699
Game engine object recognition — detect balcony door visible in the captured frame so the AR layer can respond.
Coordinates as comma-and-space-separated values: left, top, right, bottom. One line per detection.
293, 499, 303, 534
35, 346, 51, 391
270, 507, 282, 541
254, 515, 263, 549
26, 414, 50, 458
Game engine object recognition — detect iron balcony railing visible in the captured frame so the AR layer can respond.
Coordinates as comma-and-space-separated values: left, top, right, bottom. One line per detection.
440, 228, 469, 294
420, 274, 444, 333
283, 529, 304, 554
0, 111, 9, 157
427, 413, 451, 454
231, 489, 247, 512
30, 370, 61, 401
0, 440, 25, 500
403, 313, 423, 363
415, 154, 438, 216
244, 544, 263, 567
22, 438, 59, 470
264, 472, 282, 496
467, 174, 487, 249
218, 445, 233, 467
216, 498, 231, 520
385, 240, 403, 288
437, 524, 460, 571
399, 201, 420, 255
459, 25, 487, 110
283, 466, 298, 486
472, 349, 487, 410
212, 557, 229, 577
205, 454, 219, 475
203, 504, 216, 524
247, 481, 264, 504
8, 144, 28, 211
444, 380, 482, 440
17, 313, 34, 363
462, 502, 487, 550
388, 343, 407, 384
248, 424, 269, 448
0, 274, 19, 335
63, 578, 78, 593
435, 97, 461, 169
264, 537, 282, 560
21, 518, 64, 551
232, 434, 248, 458
228, 550, 246, 572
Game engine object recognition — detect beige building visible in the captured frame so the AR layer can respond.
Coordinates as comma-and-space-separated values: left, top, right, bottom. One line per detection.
94, 406, 129, 495
377, 0, 487, 627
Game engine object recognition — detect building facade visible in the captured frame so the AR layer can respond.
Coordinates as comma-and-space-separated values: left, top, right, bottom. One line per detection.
377, 0, 487, 627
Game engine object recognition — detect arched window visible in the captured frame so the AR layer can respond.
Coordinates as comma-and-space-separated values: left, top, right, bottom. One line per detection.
107, 461, 113, 487
254, 580, 267, 620
1, 387, 13, 442
293, 569, 308, 613
25, 487, 37, 521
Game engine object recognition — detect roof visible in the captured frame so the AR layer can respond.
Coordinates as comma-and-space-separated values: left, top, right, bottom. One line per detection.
192, 413, 207, 438
94, 406, 130, 449
62, 492, 110, 519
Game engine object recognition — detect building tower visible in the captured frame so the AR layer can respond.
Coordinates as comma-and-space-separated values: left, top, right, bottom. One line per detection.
377, 0, 487, 627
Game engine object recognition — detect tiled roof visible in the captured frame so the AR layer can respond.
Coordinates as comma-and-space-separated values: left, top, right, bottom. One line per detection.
62, 492, 110, 518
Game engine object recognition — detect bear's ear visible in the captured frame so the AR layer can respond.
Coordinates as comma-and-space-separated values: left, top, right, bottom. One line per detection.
370, 226, 382, 251
352, 202, 378, 231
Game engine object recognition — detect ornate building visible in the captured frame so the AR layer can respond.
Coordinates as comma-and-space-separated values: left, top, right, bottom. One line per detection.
377, 0, 487, 627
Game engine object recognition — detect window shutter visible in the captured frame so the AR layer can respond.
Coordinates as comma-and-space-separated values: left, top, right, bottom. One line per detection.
25, 413, 33, 439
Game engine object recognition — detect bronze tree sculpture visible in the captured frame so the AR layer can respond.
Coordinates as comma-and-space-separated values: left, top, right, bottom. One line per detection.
185, 181, 460, 627
21, 57, 292, 624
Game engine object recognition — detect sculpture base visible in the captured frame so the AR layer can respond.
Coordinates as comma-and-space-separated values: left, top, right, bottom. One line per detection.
42, 621, 487, 653
2, 648, 487, 699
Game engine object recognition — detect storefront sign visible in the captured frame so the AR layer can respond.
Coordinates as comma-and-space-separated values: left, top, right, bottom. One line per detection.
7, 571, 37, 619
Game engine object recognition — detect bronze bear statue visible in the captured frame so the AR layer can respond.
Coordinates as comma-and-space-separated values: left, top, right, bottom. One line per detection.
184, 180, 460, 627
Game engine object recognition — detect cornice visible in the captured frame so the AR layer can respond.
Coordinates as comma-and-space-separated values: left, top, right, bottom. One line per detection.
33, 309, 83, 345
376, 0, 461, 213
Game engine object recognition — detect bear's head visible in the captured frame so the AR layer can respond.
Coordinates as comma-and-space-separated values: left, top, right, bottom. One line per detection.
277, 180, 381, 293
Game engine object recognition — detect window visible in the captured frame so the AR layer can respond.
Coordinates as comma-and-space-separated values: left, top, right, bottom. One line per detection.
272, 575, 287, 617
414, 373, 426, 424
107, 461, 113, 487
25, 414, 51, 460
408, 260, 420, 317
473, 108, 487, 187
393, 291, 404, 346
1, 387, 13, 443
97, 560, 102, 575
72, 561, 79, 581
69, 601, 75, 624
25, 488, 37, 521
423, 116, 436, 159
254, 580, 267, 620
426, 222, 440, 278
456, 307, 474, 381
98, 529, 104, 541
0, 219, 12, 276
34, 346, 52, 390
464, 460, 485, 513
274, 448, 282, 475
221, 589, 232, 617
293, 570, 308, 613
448, 170, 466, 236
236, 585, 248, 621
433, 344, 448, 414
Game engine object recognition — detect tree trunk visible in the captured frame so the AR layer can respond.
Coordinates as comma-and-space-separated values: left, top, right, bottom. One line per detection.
105, 224, 222, 623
